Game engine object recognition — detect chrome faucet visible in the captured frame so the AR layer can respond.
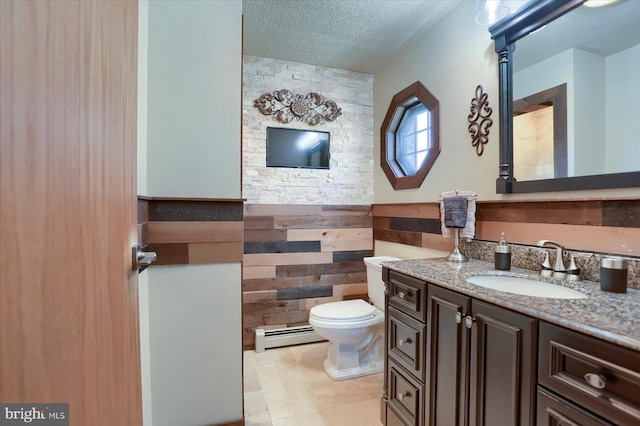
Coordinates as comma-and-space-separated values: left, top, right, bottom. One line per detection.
537, 240, 582, 280
537, 240, 566, 272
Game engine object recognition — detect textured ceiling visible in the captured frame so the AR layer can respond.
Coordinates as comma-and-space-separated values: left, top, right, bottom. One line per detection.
242, 0, 462, 73
243, 0, 639, 75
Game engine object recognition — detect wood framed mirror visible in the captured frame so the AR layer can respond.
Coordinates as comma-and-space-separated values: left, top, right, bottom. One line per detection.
489, 0, 640, 193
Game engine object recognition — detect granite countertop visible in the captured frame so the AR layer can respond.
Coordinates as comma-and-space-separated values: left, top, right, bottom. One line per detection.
381, 257, 640, 352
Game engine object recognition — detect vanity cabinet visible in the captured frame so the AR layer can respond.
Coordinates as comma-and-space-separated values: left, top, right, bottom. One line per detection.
385, 270, 428, 426
537, 322, 640, 426
427, 284, 537, 426
383, 269, 536, 426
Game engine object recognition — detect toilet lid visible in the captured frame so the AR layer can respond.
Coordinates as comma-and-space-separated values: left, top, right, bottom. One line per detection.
310, 299, 376, 321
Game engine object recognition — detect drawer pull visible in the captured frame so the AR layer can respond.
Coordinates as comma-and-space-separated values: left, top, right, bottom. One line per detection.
397, 391, 410, 401
397, 291, 412, 299
456, 312, 462, 324
397, 338, 412, 347
584, 373, 606, 389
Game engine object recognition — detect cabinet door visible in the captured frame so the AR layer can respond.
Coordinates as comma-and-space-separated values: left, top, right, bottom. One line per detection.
426, 285, 471, 426
469, 300, 537, 426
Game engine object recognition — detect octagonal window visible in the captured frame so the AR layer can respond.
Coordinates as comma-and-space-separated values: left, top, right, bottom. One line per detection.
381, 81, 440, 190
396, 103, 431, 175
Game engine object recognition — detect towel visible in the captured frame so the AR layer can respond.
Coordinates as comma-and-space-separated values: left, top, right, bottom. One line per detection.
443, 197, 468, 228
440, 190, 476, 240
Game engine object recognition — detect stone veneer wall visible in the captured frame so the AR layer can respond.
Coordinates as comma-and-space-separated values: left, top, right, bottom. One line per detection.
241, 56, 376, 349
242, 55, 374, 205
373, 198, 640, 289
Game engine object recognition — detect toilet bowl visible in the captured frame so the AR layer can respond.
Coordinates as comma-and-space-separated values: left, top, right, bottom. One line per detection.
309, 256, 400, 380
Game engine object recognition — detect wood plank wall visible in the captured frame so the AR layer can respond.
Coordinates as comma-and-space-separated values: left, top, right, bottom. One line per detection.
137, 198, 638, 350
373, 198, 640, 256
138, 198, 244, 265
242, 205, 373, 350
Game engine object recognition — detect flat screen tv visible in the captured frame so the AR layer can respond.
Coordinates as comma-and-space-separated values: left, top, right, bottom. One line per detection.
266, 127, 330, 169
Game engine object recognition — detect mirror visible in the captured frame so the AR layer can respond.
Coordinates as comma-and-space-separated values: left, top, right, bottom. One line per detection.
489, 0, 640, 193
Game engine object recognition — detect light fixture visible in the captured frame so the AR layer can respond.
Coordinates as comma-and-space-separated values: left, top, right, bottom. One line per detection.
475, 0, 510, 25
584, 0, 619, 7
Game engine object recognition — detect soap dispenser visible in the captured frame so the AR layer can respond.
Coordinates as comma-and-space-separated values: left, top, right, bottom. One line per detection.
494, 232, 511, 271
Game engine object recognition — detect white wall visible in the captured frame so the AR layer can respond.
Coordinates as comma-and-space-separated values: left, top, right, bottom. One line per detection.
138, 0, 149, 196
141, 1, 243, 425
573, 49, 605, 176
147, 264, 243, 426
514, 48, 608, 177
243, 56, 374, 205
374, 0, 499, 203
514, 49, 576, 174
146, 0, 241, 199
606, 44, 640, 174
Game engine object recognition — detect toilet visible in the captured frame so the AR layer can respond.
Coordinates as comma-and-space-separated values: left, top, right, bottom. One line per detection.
309, 256, 401, 380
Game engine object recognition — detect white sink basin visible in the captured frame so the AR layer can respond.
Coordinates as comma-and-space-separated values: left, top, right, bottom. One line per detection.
466, 275, 587, 299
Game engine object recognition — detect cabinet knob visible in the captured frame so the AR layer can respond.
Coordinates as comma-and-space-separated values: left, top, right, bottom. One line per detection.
456, 312, 463, 324
397, 338, 412, 347
465, 315, 475, 329
397, 391, 410, 401
398, 291, 412, 299
584, 373, 606, 389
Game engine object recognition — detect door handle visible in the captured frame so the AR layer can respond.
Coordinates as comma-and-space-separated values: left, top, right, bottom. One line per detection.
132, 244, 157, 271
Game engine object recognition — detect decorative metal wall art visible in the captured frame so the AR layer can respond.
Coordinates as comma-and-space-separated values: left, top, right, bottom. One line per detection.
253, 89, 342, 126
467, 85, 493, 156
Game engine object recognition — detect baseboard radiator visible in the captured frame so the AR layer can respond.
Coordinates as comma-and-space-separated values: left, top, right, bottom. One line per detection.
254, 325, 326, 352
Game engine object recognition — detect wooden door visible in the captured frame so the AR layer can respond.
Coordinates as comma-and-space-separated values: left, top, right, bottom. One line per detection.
426, 285, 471, 426
0, 1, 141, 425
468, 300, 537, 426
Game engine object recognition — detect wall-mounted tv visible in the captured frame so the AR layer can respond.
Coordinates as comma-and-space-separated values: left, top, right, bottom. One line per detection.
266, 127, 330, 169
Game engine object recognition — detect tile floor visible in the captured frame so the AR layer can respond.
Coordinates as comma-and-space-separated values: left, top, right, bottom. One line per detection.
243, 341, 384, 426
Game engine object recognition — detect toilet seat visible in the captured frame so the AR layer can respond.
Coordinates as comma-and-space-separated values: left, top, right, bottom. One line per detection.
309, 299, 383, 329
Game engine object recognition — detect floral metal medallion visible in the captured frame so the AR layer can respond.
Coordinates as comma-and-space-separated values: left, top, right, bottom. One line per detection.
253, 89, 342, 126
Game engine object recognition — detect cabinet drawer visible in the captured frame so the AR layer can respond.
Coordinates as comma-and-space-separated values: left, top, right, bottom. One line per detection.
387, 406, 410, 426
539, 322, 640, 425
388, 270, 427, 322
388, 306, 426, 382
388, 360, 425, 426
537, 387, 612, 426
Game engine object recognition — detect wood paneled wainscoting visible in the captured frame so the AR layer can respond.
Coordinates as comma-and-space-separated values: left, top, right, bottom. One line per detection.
242, 205, 373, 350
139, 198, 244, 265
373, 198, 640, 256
373, 198, 640, 289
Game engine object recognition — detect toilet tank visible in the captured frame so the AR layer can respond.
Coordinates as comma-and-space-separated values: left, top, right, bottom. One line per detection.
364, 256, 401, 309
